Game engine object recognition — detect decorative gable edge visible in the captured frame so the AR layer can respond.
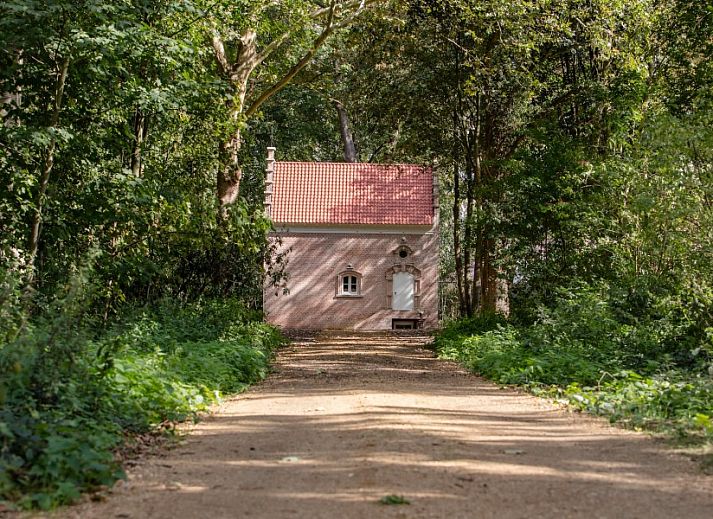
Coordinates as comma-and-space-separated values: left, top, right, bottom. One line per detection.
263, 146, 276, 218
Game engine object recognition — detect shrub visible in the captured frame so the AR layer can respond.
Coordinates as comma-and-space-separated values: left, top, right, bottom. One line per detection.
435, 282, 713, 444
0, 293, 284, 510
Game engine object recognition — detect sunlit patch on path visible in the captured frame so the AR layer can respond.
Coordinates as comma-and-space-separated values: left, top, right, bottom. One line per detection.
51, 332, 713, 519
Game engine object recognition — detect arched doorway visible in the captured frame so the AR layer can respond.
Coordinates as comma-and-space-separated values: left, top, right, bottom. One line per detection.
392, 271, 415, 310
385, 264, 421, 311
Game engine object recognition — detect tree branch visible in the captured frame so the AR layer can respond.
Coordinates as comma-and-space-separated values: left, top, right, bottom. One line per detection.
245, 2, 338, 118
245, 0, 375, 118
167, 0, 223, 38
251, 31, 292, 71
27, 55, 70, 278
250, 0, 370, 74
211, 32, 230, 74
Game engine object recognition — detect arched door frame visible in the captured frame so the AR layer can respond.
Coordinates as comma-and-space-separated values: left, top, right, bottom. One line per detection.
385, 264, 421, 310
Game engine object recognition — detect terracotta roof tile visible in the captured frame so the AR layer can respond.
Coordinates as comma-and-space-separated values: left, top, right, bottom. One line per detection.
271, 162, 433, 226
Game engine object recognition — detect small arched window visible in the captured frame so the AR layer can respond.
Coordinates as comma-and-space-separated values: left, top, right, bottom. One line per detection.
336, 268, 362, 297
341, 274, 359, 295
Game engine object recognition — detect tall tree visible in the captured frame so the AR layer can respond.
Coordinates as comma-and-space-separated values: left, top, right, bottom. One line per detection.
0, 1, 270, 303
207, 0, 375, 217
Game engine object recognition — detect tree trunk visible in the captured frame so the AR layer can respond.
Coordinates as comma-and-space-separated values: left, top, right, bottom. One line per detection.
130, 108, 147, 177
334, 100, 357, 162
452, 103, 466, 314
27, 56, 70, 281
463, 158, 474, 317
218, 128, 243, 216
453, 161, 465, 315
451, 39, 470, 317
472, 231, 483, 312
214, 30, 256, 219
479, 237, 498, 313
210, 1, 351, 218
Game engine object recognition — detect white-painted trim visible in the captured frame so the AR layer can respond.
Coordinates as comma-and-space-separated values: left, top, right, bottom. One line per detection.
338, 272, 361, 296
271, 224, 436, 235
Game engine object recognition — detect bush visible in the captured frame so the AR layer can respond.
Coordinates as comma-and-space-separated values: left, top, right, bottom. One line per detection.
0, 292, 284, 510
435, 282, 713, 444
563, 371, 713, 441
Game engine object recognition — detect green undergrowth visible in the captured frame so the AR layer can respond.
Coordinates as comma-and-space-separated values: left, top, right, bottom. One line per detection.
0, 294, 285, 510
435, 286, 713, 450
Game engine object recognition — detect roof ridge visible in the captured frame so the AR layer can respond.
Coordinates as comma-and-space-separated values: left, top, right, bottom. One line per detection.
275, 161, 430, 167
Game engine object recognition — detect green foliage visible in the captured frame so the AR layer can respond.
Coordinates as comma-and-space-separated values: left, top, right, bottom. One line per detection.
439, 312, 508, 339
436, 284, 713, 444
563, 372, 713, 440
0, 286, 284, 510
380, 494, 410, 505
0, 0, 285, 308
0, 0, 710, 505
438, 324, 605, 387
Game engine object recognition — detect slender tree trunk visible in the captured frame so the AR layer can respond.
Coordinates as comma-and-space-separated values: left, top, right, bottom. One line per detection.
334, 100, 357, 162
27, 56, 70, 281
130, 108, 147, 177
470, 97, 483, 314
480, 237, 498, 312
452, 107, 466, 314
453, 159, 465, 314
451, 37, 471, 317
463, 156, 474, 317
473, 232, 483, 310
469, 94, 499, 315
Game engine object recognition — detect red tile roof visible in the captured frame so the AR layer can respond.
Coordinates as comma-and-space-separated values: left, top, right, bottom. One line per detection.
271, 162, 434, 226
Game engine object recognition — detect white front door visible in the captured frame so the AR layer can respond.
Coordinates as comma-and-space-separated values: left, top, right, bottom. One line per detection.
392, 272, 414, 311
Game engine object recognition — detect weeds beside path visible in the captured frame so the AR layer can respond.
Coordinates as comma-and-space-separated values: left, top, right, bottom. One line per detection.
45, 332, 713, 519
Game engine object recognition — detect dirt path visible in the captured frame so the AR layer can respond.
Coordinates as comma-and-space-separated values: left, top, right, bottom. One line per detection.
51, 332, 712, 518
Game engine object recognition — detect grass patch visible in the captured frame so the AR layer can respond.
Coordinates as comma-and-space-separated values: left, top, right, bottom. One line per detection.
380, 494, 410, 505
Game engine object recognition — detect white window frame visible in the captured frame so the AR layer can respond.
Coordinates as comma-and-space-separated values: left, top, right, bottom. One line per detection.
336, 270, 362, 297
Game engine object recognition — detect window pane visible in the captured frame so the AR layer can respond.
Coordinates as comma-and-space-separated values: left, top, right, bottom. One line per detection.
351, 276, 357, 292
343, 277, 349, 292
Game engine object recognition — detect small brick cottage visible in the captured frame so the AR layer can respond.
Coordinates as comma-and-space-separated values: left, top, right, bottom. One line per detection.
262, 148, 439, 330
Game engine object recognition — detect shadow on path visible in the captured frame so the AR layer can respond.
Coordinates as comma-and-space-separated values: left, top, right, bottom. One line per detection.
53, 332, 713, 519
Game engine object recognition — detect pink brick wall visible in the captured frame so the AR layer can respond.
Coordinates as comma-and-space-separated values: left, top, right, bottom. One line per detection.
263, 229, 439, 330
